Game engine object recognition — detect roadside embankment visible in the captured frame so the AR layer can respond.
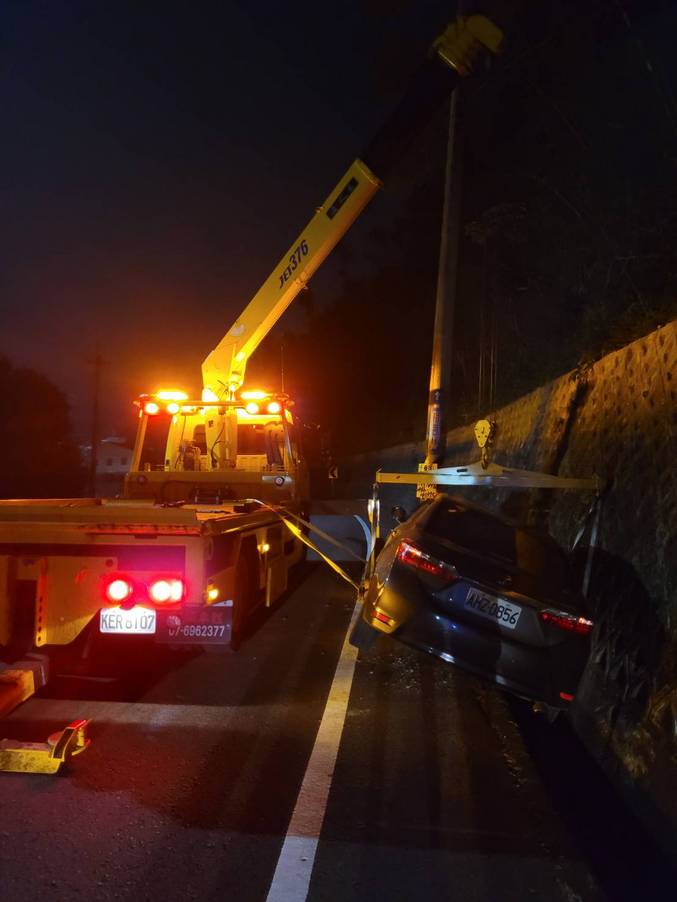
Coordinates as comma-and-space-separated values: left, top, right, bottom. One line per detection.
338, 320, 677, 863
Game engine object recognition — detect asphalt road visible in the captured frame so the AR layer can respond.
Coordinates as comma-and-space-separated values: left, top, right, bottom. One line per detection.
1, 562, 674, 901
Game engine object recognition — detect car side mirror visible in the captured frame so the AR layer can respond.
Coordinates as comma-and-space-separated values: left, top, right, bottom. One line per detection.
392, 505, 407, 524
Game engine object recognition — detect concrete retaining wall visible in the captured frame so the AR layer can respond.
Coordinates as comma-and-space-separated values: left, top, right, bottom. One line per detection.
339, 320, 677, 860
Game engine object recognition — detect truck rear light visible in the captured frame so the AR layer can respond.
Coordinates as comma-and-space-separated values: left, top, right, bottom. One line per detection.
539, 609, 593, 635
105, 577, 134, 604
396, 541, 458, 583
148, 578, 184, 603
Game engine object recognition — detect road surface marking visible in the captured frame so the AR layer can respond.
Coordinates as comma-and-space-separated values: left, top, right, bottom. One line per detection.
266, 600, 360, 902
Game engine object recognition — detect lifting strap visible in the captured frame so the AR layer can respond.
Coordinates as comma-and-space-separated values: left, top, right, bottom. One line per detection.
251, 500, 364, 591
570, 490, 605, 599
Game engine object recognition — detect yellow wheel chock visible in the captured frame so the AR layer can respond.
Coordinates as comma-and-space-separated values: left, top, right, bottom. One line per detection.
0, 659, 91, 774
0, 719, 91, 774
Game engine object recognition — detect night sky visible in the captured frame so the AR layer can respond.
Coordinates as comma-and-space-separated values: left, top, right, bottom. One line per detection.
1, 0, 454, 438
2, 1, 676, 447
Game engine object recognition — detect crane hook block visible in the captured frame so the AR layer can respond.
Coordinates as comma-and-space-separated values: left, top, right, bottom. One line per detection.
433, 15, 503, 76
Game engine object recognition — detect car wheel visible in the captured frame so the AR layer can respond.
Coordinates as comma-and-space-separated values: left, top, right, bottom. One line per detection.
349, 613, 379, 651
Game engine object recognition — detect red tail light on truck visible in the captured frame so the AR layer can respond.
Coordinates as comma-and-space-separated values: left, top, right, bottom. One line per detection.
148, 578, 185, 603
105, 577, 134, 604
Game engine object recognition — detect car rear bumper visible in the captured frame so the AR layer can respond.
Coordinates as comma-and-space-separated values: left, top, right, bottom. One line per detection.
393, 601, 586, 709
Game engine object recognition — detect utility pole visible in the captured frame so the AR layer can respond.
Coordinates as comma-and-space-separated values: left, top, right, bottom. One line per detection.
423, 73, 464, 469
87, 349, 104, 496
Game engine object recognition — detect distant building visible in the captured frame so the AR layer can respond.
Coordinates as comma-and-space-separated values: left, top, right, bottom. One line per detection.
81, 436, 134, 496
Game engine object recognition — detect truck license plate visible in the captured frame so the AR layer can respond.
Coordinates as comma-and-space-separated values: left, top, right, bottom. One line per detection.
100, 607, 157, 635
155, 608, 231, 644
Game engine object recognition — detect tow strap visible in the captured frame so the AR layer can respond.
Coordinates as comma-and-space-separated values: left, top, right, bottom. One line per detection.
251, 500, 364, 591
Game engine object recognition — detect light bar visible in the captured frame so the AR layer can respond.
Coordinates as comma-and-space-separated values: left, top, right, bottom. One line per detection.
157, 390, 188, 401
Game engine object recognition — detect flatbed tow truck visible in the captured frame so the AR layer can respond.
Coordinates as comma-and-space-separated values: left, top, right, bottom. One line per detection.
0, 14, 503, 770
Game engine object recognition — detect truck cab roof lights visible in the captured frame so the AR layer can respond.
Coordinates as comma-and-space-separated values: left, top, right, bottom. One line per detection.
240, 390, 267, 400
157, 390, 188, 401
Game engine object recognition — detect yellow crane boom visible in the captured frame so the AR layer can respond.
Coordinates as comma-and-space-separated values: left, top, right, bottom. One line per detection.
201, 159, 381, 400
200, 14, 503, 401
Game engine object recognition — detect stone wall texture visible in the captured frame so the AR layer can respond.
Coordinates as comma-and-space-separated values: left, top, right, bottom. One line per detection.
340, 320, 677, 860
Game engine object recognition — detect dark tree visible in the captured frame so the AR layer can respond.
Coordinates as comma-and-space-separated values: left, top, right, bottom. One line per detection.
0, 357, 85, 498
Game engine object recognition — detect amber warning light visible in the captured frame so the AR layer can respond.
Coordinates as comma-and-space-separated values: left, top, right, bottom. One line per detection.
135, 389, 288, 417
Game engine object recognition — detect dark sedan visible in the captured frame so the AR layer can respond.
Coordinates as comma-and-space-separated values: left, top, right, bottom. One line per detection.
351, 494, 593, 710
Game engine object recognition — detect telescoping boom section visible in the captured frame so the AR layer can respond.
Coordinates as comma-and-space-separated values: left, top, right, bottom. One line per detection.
201, 160, 381, 401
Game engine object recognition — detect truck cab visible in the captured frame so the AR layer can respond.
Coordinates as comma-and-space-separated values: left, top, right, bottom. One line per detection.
124, 389, 309, 510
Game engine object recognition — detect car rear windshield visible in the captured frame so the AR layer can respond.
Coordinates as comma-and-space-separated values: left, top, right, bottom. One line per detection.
425, 502, 516, 563
425, 500, 571, 586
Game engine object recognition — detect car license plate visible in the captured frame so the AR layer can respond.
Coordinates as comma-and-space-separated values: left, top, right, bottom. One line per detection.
100, 607, 157, 635
464, 588, 522, 630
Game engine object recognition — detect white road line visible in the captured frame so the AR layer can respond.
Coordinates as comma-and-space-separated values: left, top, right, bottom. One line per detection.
266, 600, 360, 902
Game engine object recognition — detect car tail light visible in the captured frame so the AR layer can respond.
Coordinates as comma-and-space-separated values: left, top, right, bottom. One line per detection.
538, 609, 593, 635
374, 607, 396, 626
396, 541, 458, 583
148, 578, 184, 604
105, 577, 134, 604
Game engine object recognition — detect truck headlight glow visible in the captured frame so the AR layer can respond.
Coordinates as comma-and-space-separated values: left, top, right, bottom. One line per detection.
144, 401, 160, 415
